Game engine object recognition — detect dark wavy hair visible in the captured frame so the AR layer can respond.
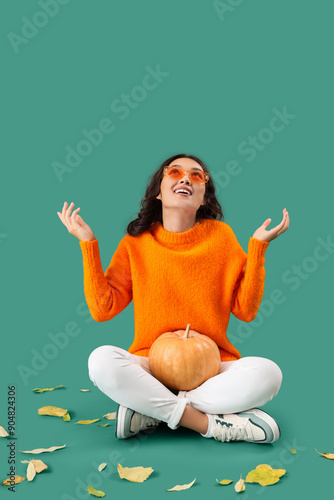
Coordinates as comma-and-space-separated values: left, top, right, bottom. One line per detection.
126, 153, 224, 236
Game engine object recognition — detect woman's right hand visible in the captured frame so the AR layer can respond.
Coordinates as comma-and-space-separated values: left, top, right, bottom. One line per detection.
57, 202, 96, 242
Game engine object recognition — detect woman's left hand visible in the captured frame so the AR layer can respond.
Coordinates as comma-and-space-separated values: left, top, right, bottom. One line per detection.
252, 208, 290, 243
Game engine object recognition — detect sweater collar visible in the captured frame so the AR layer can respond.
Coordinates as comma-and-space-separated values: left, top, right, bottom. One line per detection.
150, 219, 211, 245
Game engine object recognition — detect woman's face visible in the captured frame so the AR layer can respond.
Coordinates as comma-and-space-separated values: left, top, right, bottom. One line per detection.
156, 157, 207, 211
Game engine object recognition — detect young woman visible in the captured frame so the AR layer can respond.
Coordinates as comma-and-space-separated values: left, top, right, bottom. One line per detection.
57, 153, 289, 444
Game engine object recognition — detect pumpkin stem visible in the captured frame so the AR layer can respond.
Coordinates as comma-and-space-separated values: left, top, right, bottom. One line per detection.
183, 324, 191, 339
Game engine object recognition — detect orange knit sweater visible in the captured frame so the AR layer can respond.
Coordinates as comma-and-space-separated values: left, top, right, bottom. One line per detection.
79, 219, 270, 362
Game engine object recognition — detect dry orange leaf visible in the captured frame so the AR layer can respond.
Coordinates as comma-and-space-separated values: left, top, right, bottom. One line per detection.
103, 412, 116, 420
38, 406, 68, 417
117, 463, 154, 482
315, 448, 334, 460
167, 477, 196, 491
19, 444, 66, 454
0, 425, 9, 437
2, 475, 25, 486
75, 419, 100, 425
32, 385, 66, 393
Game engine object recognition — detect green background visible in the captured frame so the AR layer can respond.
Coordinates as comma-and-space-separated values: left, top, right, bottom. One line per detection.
1, 0, 333, 498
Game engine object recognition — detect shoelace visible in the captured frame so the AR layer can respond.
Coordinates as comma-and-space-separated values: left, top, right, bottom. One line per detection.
142, 416, 160, 428
212, 423, 250, 442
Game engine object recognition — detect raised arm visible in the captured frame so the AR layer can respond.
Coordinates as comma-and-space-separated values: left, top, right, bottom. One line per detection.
79, 237, 132, 322
57, 201, 133, 322
231, 237, 269, 322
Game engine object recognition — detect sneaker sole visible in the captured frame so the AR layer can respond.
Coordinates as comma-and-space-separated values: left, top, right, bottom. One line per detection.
238, 408, 281, 443
115, 405, 135, 439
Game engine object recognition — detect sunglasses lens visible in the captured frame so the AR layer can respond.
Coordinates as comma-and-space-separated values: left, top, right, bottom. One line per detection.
189, 171, 205, 182
167, 167, 206, 183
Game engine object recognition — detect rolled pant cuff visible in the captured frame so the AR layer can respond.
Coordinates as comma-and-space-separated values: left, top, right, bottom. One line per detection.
168, 396, 190, 430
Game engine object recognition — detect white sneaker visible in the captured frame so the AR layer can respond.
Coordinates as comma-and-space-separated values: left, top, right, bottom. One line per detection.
115, 404, 162, 439
211, 408, 281, 444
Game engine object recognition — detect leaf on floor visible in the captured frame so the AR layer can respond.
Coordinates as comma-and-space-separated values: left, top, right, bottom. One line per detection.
256, 464, 286, 477
38, 406, 68, 417
117, 463, 154, 482
63, 412, 71, 421
88, 485, 106, 497
80, 389, 90, 392
21, 459, 48, 474
245, 464, 286, 486
235, 475, 245, 492
216, 478, 233, 485
19, 444, 66, 454
2, 475, 25, 485
0, 425, 9, 437
32, 385, 66, 393
75, 419, 100, 425
97, 424, 110, 427
315, 448, 334, 460
290, 449, 297, 454
27, 461, 36, 481
98, 463, 107, 471
103, 412, 116, 420
167, 477, 196, 491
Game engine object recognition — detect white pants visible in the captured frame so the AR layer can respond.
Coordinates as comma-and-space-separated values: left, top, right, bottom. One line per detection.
88, 345, 283, 431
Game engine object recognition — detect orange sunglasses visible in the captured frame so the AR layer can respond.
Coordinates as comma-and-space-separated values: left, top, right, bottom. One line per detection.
163, 166, 210, 184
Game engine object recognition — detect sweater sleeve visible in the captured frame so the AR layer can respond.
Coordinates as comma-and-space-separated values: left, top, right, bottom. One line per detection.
230, 237, 270, 322
79, 237, 132, 322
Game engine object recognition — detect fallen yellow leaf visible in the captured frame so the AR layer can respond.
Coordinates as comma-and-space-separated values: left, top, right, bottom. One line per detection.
103, 412, 116, 420
167, 477, 196, 491
88, 485, 105, 497
117, 463, 154, 482
98, 463, 107, 472
290, 449, 297, 454
32, 385, 66, 393
256, 464, 286, 478
63, 412, 71, 422
19, 444, 66, 454
315, 448, 334, 460
21, 459, 48, 474
27, 461, 36, 481
246, 469, 279, 486
80, 389, 90, 392
235, 475, 245, 492
2, 475, 25, 486
0, 425, 9, 437
216, 478, 233, 485
97, 424, 110, 427
38, 406, 68, 417
75, 419, 100, 425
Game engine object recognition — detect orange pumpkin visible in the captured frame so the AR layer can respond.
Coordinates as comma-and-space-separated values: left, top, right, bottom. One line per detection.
148, 323, 221, 391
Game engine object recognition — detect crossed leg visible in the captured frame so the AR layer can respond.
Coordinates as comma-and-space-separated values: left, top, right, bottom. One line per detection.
88, 345, 283, 433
